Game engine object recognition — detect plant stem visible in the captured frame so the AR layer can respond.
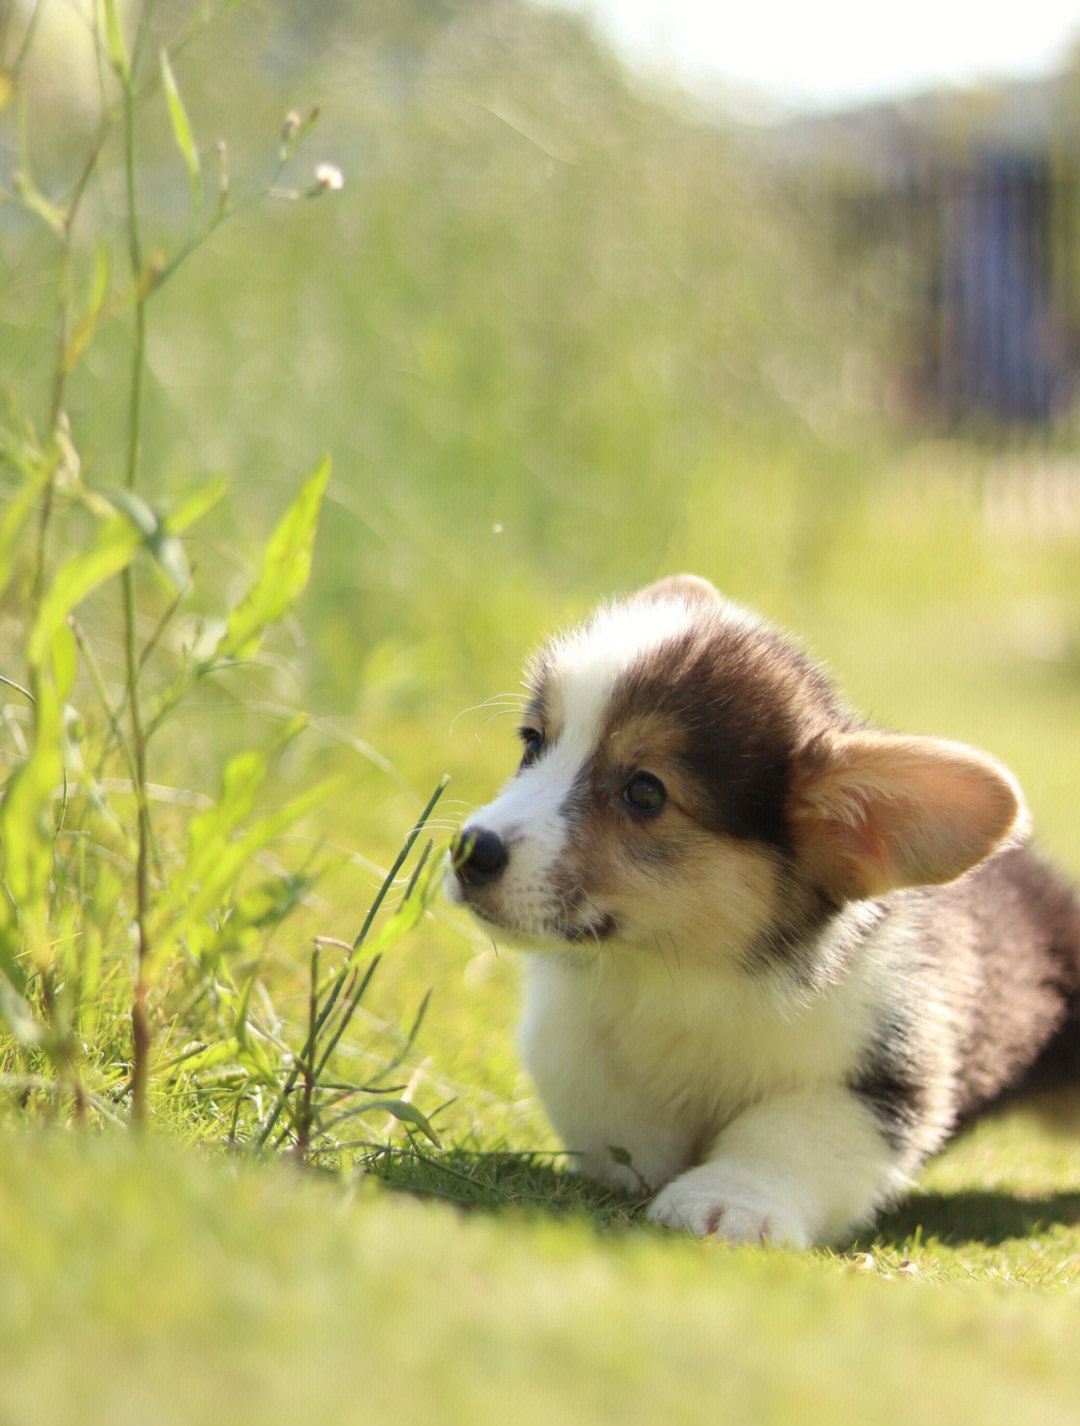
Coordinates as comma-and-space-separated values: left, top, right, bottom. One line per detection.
121, 0, 157, 1127
254, 778, 447, 1149
295, 944, 320, 1162
30, 107, 111, 619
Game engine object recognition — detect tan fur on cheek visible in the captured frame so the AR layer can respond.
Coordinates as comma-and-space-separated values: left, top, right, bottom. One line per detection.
648, 838, 782, 963
568, 818, 783, 965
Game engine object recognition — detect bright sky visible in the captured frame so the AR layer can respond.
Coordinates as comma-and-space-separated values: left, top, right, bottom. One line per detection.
549, 0, 1080, 112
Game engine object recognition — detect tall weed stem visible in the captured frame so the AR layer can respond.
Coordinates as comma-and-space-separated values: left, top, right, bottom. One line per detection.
119, 0, 158, 1125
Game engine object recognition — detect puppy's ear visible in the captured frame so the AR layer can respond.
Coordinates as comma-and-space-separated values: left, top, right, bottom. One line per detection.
788, 731, 1027, 902
634, 574, 721, 606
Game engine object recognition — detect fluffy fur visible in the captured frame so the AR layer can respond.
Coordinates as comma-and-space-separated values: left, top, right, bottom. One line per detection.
446, 576, 1080, 1246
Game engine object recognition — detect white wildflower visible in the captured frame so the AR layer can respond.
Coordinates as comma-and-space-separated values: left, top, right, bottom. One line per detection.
312, 162, 344, 192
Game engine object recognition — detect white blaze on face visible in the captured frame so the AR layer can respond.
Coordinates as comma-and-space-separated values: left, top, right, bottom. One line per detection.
453, 625, 622, 935
450, 592, 727, 940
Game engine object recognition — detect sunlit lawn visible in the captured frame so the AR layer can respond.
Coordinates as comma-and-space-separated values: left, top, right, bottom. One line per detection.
4, 3, 1080, 1422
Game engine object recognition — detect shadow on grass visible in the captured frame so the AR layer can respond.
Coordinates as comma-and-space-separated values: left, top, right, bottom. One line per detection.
362, 1145, 646, 1229
363, 1145, 1080, 1247
863, 1190, 1080, 1250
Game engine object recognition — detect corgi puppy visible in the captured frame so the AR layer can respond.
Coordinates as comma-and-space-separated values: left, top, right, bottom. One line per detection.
447, 576, 1080, 1246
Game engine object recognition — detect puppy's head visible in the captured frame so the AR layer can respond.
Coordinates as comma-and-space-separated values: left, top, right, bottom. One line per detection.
448, 577, 1026, 968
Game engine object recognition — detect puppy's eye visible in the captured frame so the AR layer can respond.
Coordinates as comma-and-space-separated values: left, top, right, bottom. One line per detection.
623, 772, 666, 815
518, 727, 544, 768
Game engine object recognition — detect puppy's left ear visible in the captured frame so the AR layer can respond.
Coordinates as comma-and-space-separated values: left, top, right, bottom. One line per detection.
634, 574, 721, 606
788, 731, 1028, 903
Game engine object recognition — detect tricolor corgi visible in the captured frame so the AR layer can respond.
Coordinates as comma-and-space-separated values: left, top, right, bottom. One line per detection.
447, 576, 1080, 1246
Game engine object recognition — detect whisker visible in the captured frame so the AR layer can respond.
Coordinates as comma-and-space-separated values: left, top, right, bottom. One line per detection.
449, 693, 525, 736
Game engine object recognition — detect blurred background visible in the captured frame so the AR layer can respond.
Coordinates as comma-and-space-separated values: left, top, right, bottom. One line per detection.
4, 0, 1080, 1129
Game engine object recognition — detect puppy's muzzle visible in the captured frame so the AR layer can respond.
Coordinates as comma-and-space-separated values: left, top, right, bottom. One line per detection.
452, 827, 509, 888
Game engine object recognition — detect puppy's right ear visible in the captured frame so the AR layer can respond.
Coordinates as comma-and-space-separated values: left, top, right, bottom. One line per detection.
634, 574, 721, 606
788, 730, 1027, 903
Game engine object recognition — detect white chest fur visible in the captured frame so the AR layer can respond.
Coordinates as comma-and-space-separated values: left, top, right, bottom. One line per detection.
519, 909, 883, 1195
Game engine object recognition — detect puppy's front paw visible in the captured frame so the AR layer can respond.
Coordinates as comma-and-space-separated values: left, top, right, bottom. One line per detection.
647, 1164, 811, 1248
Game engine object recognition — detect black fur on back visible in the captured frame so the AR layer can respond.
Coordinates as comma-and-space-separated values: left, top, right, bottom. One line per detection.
846, 843, 1080, 1171
958, 845, 1080, 1112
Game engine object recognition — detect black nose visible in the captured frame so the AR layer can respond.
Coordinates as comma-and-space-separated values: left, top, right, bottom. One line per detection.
453, 827, 509, 888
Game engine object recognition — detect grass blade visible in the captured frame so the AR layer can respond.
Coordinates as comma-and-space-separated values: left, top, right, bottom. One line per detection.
160, 49, 201, 212
254, 778, 447, 1149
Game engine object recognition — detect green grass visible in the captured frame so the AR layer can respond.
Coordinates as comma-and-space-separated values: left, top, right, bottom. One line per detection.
4, 3, 1080, 1421
2, 1128, 1080, 1426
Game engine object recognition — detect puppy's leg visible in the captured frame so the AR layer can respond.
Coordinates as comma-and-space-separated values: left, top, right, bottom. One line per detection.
647, 1085, 908, 1248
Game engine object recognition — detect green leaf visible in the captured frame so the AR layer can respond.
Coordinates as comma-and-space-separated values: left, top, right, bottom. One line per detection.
235, 1038, 281, 1092
0, 458, 51, 602
0, 632, 76, 975
169, 747, 267, 900
12, 172, 66, 238
159, 49, 201, 212
99, 0, 129, 82
148, 770, 333, 971
27, 516, 142, 666
61, 243, 113, 372
101, 480, 226, 594
232, 967, 260, 1050
103, 488, 192, 591
348, 1097, 441, 1146
158, 1038, 241, 1078
147, 529, 192, 593
233, 873, 310, 929
213, 456, 331, 664
329, 844, 444, 988
168, 478, 228, 532
193, 750, 265, 849
103, 486, 158, 537
51, 619, 77, 694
